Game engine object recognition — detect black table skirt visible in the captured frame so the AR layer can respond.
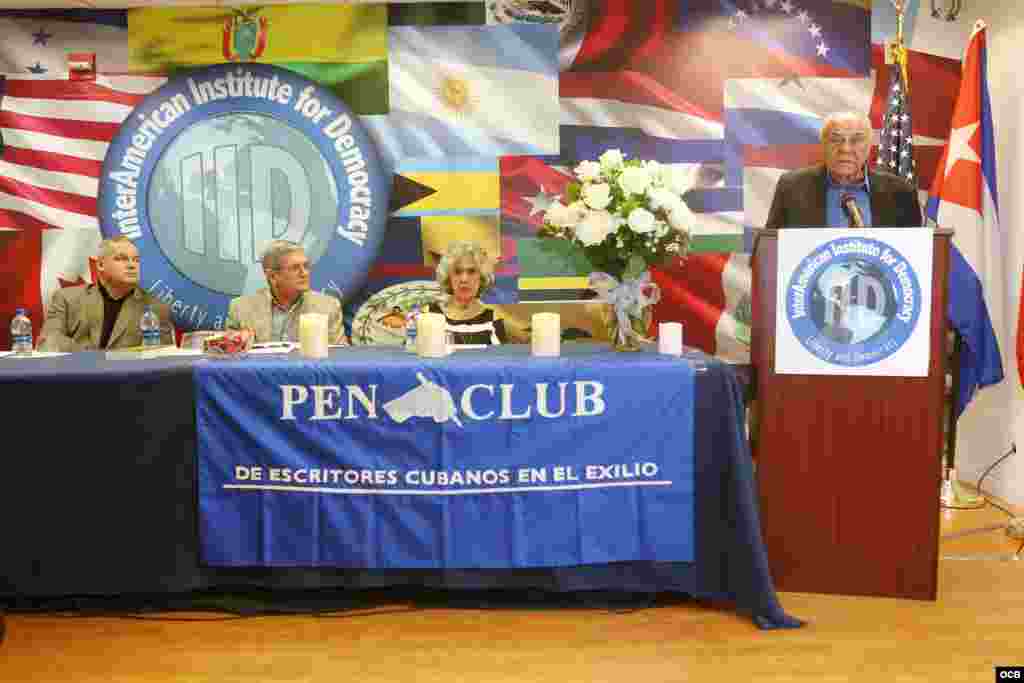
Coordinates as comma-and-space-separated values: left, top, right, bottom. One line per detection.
0, 352, 799, 629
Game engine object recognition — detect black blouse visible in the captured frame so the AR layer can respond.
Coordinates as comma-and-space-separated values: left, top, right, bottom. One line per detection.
427, 303, 507, 346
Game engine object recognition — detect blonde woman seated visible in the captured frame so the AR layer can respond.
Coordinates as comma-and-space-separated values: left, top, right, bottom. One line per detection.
430, 241, 507, 346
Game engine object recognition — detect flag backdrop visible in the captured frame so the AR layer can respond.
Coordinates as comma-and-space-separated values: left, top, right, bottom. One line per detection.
127, 5, 390, 115
0, 73, 163, 343
0, 10, 129, 76
0, 3, 967, 361
127, 5, 388, 68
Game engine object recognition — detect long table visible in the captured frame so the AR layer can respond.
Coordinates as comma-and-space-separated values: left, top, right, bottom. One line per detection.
0, 345, 800, 629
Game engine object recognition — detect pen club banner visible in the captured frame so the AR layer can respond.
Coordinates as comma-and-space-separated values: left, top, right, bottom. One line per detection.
775, 228, 933, 376
195, 353, 696, 568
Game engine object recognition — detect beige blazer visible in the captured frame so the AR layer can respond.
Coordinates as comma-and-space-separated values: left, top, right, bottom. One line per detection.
37, 284, 175, 352
226, 288, 346, 344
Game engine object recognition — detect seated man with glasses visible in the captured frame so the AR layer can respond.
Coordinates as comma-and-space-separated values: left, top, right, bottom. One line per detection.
37, 236, 175, 351
764, 111, 922, 229
226, 240, 347, 345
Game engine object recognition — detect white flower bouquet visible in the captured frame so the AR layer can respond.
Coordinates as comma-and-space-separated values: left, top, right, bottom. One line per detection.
540, 149, 694, 282
539, 149, 695, 348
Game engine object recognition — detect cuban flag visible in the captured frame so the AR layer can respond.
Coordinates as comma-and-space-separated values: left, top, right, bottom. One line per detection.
926, 21, 1005, 415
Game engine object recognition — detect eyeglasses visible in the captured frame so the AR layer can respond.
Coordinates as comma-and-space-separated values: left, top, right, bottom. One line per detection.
276, 262, 310, 275
827, 134, 869, 148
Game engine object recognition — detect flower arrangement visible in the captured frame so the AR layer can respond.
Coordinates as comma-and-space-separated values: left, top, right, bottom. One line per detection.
538, 149, 694, 349
539, 148, 694, 282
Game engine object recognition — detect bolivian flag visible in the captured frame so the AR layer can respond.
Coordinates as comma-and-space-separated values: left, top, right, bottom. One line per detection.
127, 4, 388, 114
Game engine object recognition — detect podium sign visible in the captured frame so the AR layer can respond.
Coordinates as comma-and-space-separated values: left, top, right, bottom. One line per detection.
775, 228, 933, 376
752, 227, 950, 600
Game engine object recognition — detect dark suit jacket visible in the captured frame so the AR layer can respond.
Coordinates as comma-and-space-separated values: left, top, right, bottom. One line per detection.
764, 165, 922, 229
38, 284, 175, 351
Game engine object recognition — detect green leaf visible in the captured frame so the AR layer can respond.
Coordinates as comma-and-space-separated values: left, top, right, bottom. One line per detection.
565, 182, 581, 203
527, 237, 594, 275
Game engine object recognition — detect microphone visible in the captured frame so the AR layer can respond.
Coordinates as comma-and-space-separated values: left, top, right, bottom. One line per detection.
840, 193, 864, 228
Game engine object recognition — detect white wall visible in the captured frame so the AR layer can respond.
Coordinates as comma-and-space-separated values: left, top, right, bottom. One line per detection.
983, 2, 1024, 505
908, 3, 1023, 505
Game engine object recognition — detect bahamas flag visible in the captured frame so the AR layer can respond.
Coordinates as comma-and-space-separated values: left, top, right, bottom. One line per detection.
386, 158, 502, 286
127, 5, 389, 114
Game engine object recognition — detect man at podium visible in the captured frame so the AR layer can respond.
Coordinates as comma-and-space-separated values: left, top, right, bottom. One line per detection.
764, 111, 922, 229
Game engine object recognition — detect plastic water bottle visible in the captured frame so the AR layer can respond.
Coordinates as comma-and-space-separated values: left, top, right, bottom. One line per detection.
140, 305, 162, 347
404, 304, 420, 352
10, 308, 32, 355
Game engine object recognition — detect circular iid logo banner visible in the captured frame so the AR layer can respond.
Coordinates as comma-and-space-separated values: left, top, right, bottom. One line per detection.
98, 63, 390, 331
784, 236, 923, 368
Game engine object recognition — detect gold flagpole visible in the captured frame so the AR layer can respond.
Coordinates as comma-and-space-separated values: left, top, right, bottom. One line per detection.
892, 2, 910, 95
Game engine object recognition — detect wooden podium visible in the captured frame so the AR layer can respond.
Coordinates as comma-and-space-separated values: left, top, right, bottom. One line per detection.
751, 228, 952, 600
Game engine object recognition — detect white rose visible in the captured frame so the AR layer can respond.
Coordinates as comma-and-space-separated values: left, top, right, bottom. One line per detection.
546, 202, 583, 228
575, 210, 615, 246
568, 201, 589, 223
582, 182, 612, 210
647, 187, 683, 213
598, 148, 624, 171
574, 160, 602, 182
667, 201, 695, 232
664, 164, 696, 196
644, 160, 664, 186
619, 166, 651, 195
627, 207, 656, 234
544, 202, 569, 226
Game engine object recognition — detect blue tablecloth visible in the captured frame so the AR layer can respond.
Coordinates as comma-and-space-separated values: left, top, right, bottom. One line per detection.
196, 345, 697, 569
0, 345, 800, 629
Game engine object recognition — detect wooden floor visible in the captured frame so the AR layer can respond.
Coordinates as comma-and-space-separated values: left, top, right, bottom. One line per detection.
2, 500, 1022, 683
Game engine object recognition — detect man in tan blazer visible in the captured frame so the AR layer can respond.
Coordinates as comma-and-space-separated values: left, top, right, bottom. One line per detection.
226, 240, 347, 344
37, 236, 174, 352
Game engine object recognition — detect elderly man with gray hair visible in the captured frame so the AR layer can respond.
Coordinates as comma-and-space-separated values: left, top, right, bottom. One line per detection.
38, 236, 174, 351
226, 240, 346, 344
764, 111, 922, 230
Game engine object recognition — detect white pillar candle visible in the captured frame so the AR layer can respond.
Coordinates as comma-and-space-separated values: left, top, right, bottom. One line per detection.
658, 322, 683, 356
531, 312, 561, 357
299, 313, 329, 359
417, 312, 447, 358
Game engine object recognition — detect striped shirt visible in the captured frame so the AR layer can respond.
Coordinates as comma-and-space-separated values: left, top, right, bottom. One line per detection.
428, 303, 506, 346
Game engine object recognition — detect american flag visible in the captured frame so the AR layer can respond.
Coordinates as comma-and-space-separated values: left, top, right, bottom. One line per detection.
875, 58, 917, 186
0, 74, 163, 346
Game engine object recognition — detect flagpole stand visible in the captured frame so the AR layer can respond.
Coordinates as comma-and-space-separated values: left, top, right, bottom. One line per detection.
939, 330, 985, 510
940, 467, 985, 509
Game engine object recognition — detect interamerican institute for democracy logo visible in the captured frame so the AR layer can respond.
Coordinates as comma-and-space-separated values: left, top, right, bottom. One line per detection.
97, 63, 389, 331
785, 237, 923, 366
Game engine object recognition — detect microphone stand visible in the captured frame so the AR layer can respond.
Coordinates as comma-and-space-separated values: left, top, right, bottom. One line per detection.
841, 193, 865, 228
